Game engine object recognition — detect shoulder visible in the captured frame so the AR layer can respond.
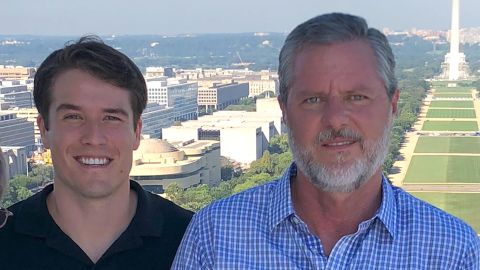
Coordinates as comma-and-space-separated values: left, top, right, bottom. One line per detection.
142, 189, 193, 228
172, 180, 281, 269
8, 189, 44, 214
392, 186, 478, 244
200, 179, 277, 218
188, 180, 278, 228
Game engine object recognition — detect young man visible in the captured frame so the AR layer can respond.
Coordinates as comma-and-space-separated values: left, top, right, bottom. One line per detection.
0, 36, 192, 269
172, 13, 479, 269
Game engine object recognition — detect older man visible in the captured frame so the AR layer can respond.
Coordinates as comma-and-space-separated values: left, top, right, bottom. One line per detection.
172, 13, 479, 269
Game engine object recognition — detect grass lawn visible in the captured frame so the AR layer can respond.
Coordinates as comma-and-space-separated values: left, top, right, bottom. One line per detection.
429, 100, 474, 108
426, 109, 476, 118
434, 87, 472, 93
433, 93, 472, 98
431, 80, 474, 88
414, 136, 480, 153
421, 120, 478, 131
404, 156, 480, 183
410, 192, 480, 233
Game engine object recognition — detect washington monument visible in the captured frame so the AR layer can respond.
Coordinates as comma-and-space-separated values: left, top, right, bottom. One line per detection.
440, 0, 469, 80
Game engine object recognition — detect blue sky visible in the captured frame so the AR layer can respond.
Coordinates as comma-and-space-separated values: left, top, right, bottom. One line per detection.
2, 0, 479, 35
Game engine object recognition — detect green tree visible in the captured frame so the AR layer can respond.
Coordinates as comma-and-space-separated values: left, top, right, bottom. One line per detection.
182, 185, 213, 212
2, 175, 35, 207
268, 134, 289, 154
164, 183, 185, 204
249, 151, 275, 175
233, 173, 272, 194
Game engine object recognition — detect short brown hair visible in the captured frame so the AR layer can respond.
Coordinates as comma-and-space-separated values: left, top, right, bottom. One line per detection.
34, 35, 147, 130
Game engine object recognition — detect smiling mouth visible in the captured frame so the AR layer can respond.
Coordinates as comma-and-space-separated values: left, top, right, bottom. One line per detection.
75, 156, 112, 166
322, 140, 357, 147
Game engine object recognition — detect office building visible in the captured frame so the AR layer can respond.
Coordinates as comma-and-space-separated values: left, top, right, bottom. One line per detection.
141, 103, 174, 139
198, 82, 249, 112
0, 112, 35, 152
162, 102, 284, 164
0, 84, 33, 109
0, 66, 35, 80
146, 77, 198, 121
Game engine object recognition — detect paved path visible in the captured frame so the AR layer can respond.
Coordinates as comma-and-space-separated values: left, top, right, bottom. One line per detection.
402, 183, 480, 192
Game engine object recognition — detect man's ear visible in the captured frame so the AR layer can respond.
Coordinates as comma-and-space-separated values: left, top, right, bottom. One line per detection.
133, 118, 142, 150
37, 115, 50, 149
277, 96, 288, 127
390, 89, 400, 116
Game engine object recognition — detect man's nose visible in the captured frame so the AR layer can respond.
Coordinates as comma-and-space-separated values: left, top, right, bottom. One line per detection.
321, 98, 350, 130
80, 121, 107, 145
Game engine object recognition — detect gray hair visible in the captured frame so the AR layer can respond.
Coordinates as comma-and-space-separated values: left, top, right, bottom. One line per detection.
0, 148, 7, 199
278, 13, 397, 104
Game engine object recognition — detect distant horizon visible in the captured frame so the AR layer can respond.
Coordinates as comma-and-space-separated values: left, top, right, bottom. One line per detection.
3, 0, 480, 36
0, 25, 478, 38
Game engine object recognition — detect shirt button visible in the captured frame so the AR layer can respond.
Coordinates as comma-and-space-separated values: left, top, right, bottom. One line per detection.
291, 216, 300, 224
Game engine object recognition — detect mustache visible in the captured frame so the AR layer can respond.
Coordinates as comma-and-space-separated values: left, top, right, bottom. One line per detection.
315, 128, 362, 144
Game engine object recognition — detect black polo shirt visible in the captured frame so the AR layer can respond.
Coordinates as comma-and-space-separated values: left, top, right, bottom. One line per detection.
0, 180, 193, 269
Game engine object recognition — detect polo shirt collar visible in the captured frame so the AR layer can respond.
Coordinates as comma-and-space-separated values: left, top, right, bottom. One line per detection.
13, 183, 54, 237
267, 162, 398, 239
13, 180, 165, 238
127, 180, 164, 237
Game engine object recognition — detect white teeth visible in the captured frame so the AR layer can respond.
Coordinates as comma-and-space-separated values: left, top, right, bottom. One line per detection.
79, 157, 109, 165
327, 141, 352, 146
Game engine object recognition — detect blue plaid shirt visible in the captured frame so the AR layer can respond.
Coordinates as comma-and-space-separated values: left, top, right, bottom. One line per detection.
172, 163, 480, 269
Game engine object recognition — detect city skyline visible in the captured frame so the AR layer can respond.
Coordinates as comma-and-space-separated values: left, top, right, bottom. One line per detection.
2, 0, 480, 36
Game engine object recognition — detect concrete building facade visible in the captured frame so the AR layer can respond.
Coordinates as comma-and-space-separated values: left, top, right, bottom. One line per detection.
0, 66, 36, 80
0, 84, 33, 109
162, 101, 284, 164
234, 75, 279, 97
198, 82, 249, 112
141, 103, 174, 139
2, 107, 41, 145
2, 146, 28, 179
0, 112, 35, 152
146, 77, 198, 121
130, 139, 221, 194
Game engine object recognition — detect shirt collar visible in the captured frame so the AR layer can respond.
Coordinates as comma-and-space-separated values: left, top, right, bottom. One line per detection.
267, 162, 398, 239
128, 180, 165, 237
375, 175, 398, 239
268, 163, 297, 231
13, 180, 165, 238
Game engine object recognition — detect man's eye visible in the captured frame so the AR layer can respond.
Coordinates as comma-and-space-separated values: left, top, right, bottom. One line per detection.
63, 114, 82, 120
349, 95, 366, 101
305, 97, 320, 104
105, 115, 121, 121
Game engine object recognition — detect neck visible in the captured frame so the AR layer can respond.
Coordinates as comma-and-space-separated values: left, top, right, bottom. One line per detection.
46, 180, 137, 263
291, 169, 383, 257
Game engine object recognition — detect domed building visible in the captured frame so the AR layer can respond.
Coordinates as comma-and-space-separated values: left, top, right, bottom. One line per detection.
130, 138, 221, 194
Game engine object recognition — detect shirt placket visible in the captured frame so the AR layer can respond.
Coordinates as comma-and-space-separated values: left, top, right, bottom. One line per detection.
325, 219, 374, 269
289, 215, 327, 269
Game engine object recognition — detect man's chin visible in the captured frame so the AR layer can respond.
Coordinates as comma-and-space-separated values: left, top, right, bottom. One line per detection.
301, 160, 372, 193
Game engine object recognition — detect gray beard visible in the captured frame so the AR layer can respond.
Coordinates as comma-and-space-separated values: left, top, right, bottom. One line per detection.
288, 114, 392, 193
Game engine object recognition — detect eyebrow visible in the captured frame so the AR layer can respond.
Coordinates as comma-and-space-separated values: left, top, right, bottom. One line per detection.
103, 108, 129, 117
56, 103, 129, 117
56, 103, 81, 112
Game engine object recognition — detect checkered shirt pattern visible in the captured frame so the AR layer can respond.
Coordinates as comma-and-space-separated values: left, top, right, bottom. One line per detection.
172, 163, 480, 269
